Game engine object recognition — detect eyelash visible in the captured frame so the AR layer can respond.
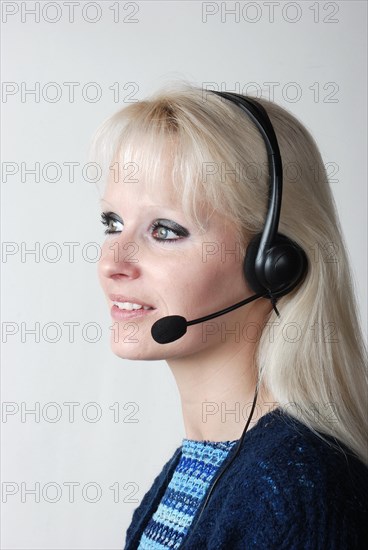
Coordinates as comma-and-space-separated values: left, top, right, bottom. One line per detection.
100, 212, 185, 244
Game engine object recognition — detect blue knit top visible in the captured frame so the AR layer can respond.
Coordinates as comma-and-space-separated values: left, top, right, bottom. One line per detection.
124, 408, 368, 549
137, 438, 238, 549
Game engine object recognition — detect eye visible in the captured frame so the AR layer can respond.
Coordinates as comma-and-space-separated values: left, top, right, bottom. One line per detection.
100, 212, 122, 234
150, 220, 187, 244
100, 212, 189, 244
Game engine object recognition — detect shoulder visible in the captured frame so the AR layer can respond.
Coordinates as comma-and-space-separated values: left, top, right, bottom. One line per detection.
218, 409, 368, 548
251, 409, 368, 491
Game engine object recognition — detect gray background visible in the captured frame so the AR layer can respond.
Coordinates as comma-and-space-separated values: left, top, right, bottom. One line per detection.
1, 1, 367, 548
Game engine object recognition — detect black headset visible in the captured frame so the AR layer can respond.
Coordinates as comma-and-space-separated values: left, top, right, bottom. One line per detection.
178, 91, 309, 548
211, 90, 308, 306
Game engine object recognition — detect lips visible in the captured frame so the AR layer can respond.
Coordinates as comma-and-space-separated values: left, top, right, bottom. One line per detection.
110, 305, 157, 321
108, 294, 155, 309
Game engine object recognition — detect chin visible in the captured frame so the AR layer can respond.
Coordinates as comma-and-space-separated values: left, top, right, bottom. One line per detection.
109, 340, 164, 361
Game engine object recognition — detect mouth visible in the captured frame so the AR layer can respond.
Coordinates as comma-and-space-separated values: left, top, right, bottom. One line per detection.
112, 301, 154, 311
110, 304, 157, 320
108, 294, 157, 321
109, 293, 156, 310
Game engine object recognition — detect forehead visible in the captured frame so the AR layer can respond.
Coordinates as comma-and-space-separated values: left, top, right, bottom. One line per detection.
102, 162, 182, 212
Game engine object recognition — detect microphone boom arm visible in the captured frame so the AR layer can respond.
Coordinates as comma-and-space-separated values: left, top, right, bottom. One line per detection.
186, 292, 269, 326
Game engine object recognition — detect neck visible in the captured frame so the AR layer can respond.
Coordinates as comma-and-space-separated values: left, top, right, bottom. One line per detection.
167, 341, 279, 442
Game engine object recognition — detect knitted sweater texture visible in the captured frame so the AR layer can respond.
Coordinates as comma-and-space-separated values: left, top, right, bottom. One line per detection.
137, 438, 238, 549
124, 408, 368, 549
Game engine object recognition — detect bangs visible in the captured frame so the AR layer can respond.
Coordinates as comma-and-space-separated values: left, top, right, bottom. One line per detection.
117, 131, 216, 234
88, 88, 258, 242
89, 101, 221, 233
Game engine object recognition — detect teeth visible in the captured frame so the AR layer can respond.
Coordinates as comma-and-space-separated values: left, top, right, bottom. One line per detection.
113, 301, 152, 311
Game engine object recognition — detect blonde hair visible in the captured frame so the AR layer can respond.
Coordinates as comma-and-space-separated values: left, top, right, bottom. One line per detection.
89, 81, 368, 466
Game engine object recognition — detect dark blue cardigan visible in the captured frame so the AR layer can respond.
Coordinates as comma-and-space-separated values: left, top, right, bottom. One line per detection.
124, 408, 368, 549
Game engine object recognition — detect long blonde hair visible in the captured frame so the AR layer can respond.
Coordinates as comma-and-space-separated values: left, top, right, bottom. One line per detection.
89, 81, 368, 466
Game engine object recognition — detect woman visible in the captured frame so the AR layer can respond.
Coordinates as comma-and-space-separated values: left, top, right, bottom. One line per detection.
90, 82, 368, 549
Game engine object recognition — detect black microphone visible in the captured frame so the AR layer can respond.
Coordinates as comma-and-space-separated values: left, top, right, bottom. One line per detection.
151, 291, 277, 344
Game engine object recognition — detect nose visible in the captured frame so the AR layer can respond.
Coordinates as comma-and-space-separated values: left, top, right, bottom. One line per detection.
98, 234, 141, 281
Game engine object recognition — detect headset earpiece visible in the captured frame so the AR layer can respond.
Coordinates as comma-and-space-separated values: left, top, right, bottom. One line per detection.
244, 233, 308, 298
243, 234, 265, 295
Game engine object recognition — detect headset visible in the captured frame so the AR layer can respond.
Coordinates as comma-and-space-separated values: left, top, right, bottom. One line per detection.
178, 90, 308, 549
211, 90, 308, 303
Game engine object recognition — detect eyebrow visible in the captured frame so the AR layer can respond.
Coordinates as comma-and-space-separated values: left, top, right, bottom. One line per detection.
99, 198, 182, 214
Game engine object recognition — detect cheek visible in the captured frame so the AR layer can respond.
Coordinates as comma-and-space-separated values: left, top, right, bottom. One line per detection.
192, 257, 248, 307
152, 259, 210, 316
177, 263, 229, 311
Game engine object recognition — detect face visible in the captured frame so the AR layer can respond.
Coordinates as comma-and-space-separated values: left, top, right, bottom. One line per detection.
98, 153, 261, 362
